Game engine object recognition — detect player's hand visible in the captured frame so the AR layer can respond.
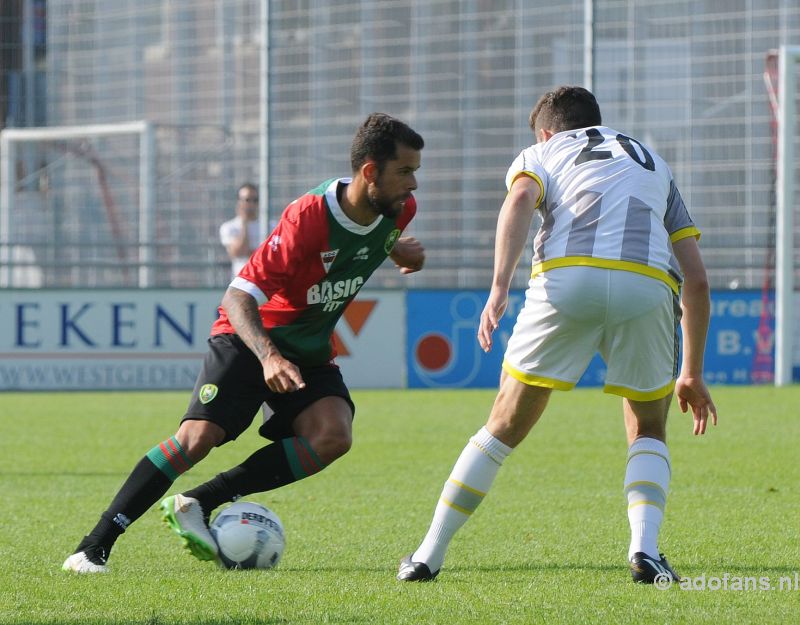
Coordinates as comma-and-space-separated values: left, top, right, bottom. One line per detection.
390, 236, 425, 274
674, 375, 718, 435
262, 352, 306, 393
478, 288, 508, 352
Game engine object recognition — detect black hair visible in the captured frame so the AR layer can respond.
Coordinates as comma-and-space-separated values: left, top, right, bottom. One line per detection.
350, 113, 424, 173
237, 182, 258, 196
529, 86, 602, 135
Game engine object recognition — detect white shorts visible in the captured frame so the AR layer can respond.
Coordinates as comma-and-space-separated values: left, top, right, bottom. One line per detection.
503, 266, 680, 400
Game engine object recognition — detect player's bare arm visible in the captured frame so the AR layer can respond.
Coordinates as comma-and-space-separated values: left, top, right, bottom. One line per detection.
389, 236, 425, 274
220, 286, 306, 393
672, 236, 718, 434
478, 176, 541, 352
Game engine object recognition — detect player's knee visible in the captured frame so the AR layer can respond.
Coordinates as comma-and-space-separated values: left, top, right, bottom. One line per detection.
309, 431, 352, 464
176, 420, 225, 462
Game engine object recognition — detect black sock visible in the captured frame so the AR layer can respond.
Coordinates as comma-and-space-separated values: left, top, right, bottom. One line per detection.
79, 449, 181, 555
184, 437, 325, 517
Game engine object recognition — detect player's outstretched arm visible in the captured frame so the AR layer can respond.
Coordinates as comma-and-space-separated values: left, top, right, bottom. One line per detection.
221, 286, 306, 393
390, 236, 425, 274
478, 176, 540, 352
672, 236, 717, 434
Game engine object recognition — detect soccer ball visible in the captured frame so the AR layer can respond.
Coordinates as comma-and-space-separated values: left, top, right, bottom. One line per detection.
209, 501, 285, 569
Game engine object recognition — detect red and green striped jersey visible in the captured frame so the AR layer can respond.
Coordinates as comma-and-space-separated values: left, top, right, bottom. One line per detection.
211, 177, 416, 366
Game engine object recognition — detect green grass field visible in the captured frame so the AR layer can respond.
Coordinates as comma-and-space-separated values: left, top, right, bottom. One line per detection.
1, 386, 798, 624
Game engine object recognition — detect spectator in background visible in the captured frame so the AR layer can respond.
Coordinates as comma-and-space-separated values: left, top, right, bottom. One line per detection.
220, 182, 262, 278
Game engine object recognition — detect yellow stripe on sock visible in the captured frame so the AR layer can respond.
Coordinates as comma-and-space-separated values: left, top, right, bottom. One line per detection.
441, 497, 472, 516
627, 499, 666, 512
624, 480, 667, 498
469, 439, 502, 466
448, 478, 486, 498
626, 450, 672, 477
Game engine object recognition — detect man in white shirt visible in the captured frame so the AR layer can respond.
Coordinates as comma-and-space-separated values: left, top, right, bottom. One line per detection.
398, 85, 718, 586
220, 183, 262, 278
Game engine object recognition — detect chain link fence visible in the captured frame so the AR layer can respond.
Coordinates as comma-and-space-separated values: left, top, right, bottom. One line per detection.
1, 0, 799, 291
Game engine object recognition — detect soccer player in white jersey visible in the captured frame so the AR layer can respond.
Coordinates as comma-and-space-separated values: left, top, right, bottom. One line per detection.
398, 86, 717, 584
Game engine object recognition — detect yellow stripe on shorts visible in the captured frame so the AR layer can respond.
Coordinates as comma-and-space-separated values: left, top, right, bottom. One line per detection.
502, 360, 574, 390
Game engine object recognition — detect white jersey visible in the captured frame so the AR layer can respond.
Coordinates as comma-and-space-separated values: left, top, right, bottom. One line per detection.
219, 216, 262, 277
506, 126, 699, 293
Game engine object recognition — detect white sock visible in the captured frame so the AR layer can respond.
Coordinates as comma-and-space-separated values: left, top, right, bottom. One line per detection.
412, 427, 512, 572
624, 437, 671, 560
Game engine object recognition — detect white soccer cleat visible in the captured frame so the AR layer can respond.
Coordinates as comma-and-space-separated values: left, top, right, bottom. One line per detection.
62, 551, 109, 574
160, 494, 219, 561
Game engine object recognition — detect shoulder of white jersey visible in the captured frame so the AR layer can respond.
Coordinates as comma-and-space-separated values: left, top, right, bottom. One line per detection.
506, 146, 540, 190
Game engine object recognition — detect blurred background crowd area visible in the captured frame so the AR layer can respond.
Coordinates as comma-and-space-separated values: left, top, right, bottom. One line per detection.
1, 0, 799, 290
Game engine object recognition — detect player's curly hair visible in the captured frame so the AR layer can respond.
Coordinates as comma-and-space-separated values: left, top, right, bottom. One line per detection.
350, 113, 424, 173
529, 86, 602, 135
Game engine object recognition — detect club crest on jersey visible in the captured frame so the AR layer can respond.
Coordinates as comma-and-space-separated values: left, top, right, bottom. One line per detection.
384, 229, 401, 254
320, 249, 339, 273
354, 246, 369, 261
199, 384, 218, 404
268, 235, 281, 251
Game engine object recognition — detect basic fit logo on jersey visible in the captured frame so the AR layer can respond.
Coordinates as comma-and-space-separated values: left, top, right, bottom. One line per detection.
307, 277, 364, 311
332, 300, 377, 357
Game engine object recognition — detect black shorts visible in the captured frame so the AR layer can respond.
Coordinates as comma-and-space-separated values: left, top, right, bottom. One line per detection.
183, 334, 355, 443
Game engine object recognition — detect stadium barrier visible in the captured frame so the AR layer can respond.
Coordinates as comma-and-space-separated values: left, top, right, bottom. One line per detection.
0, 289, 792, 391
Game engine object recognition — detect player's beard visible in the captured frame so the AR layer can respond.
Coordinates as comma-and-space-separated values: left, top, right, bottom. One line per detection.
367, 183, 404, 219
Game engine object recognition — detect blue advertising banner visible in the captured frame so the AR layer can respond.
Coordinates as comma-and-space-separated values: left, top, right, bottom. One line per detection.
407, 289, 778, 389
407, 290, 606, 389
0, 289, 404, 390
705, 289, 776, 385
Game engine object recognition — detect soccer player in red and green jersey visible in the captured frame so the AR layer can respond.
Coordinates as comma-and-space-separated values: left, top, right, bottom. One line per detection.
63, 113, 426, 573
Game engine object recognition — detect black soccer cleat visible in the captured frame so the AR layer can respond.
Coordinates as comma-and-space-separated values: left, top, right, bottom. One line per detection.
397, 554, 439, 582
629, 552, 681, 584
